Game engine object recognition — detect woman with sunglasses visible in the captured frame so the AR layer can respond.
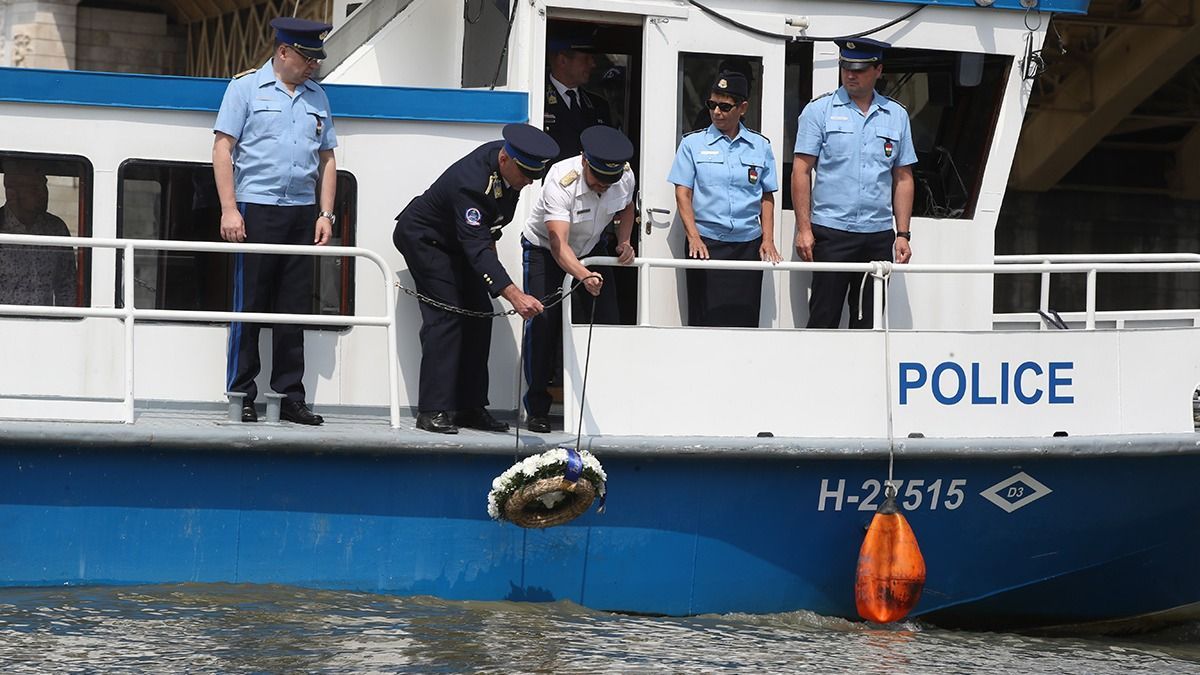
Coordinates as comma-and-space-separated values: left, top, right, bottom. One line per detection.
668, 71, 781, 328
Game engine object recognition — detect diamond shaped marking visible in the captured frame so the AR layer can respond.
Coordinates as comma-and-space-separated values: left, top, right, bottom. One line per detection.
980, 471, 1052, 513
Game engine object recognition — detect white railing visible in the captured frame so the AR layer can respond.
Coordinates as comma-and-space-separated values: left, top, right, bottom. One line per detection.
0, 233, 401, 427
573, 255, 1200, 331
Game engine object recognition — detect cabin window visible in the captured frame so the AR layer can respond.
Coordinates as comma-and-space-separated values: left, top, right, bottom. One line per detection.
880, 49, 1012, 219
676, 53, 764, 138
462, 0, 512, 88
782, 41, 815, 211
0, 151, 92, 308
115, 160, 357, 325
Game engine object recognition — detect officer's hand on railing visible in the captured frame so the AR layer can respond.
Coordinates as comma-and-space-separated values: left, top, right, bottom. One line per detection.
615, 241, 635, 265
220, 209, 246, 243
760, 241, 783, 264
581, 273, 603, 297
687, 235, 710, 260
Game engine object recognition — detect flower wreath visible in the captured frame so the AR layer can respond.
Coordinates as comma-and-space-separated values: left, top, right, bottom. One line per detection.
487, 446, 607, 529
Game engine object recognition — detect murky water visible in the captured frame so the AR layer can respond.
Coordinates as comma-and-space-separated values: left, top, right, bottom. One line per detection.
0, 584, 1197, 673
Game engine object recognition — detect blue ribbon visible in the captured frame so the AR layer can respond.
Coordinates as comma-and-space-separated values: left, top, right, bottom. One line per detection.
562, 446, 583, 484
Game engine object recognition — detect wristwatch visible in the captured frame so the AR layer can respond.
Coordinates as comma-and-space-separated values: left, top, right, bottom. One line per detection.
318, 211, 337, 225
896, 231, 911, 240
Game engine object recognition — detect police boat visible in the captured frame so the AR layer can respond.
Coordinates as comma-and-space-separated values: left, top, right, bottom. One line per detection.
2, 0, 1200, 632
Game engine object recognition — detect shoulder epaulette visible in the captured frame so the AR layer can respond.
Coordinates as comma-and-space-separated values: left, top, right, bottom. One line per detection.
810, 91, 834, 103
742, 127, 770, 143
233, 69, 255, 79
559, 169, 579, 187
883, 95, 907, 110
682, 128, 706, 138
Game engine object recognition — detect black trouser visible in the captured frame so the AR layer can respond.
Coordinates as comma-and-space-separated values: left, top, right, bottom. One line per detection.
394, 227, 493, 413
807, 224, 896, 329
521, 236, 617, 417
686, 236, 763, 328
226, 203, 316, 404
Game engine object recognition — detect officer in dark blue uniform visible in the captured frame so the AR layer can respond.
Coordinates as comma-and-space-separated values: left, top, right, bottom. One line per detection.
544, 29, 613, 164
214, 16, 336, 426
393, 124, 559, 434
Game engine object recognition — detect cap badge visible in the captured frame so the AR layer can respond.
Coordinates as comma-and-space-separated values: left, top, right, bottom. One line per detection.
319, 31, 329, 40
718, 78, 728, 88
846, 42, 856, 49
464, 207, 482, 227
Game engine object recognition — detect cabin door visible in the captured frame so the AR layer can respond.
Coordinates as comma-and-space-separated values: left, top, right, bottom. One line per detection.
638, 10, 786, 327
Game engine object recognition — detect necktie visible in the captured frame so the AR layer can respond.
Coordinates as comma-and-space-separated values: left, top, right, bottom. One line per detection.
566, 89, 578, 110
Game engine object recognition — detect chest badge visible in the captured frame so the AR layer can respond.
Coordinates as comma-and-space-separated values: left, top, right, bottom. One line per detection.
883, 140, 894, 158
315, 118, 323, 137
548, 93, 558, 106
748, 166, 759, 185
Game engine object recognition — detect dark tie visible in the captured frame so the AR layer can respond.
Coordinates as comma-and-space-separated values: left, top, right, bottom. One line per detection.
565, 89, 578, 110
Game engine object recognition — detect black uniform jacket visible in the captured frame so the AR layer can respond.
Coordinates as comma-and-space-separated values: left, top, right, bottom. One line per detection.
543, 82, 612, 164
394, 140, 520, 297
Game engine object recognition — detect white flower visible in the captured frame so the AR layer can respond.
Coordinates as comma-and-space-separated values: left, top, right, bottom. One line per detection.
485, 446, 607, 521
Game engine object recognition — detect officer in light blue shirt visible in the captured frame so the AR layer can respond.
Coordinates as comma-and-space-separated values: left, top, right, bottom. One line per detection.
213, 17, 337, 426
669, 71, 780, 328
792, 37, 916, 329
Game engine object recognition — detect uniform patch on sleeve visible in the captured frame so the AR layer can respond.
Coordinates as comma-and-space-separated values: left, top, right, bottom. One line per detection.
465, 207, 482, 227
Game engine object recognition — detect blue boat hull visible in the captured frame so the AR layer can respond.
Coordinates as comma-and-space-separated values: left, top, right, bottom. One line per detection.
1, 439, 1196, 630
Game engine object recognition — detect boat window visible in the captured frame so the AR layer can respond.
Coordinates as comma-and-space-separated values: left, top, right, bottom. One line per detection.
461, 0, 512, 88
880, 49, 1012, 219
677, 53, 764, 138
0, 151, 92, 309
782, 41, 814, 212
115, 160, 357, 325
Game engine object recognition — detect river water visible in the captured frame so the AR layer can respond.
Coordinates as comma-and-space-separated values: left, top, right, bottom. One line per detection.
0, 584, 1197, 673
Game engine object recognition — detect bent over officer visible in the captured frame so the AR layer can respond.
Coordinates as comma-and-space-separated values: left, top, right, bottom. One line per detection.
213, 17, 335, 426
520, 125, 636, 433
793, 38, 916, 329
394, 124, 559, 435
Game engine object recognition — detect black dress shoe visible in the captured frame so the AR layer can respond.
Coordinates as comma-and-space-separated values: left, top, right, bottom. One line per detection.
281, 400, 323, 426
526, 415, 551, 433
455, 407, 510, 432
241, 403, 258, 423
416, 411, 458, 434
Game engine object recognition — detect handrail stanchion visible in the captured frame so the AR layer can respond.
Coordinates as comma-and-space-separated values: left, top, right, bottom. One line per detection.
872, 268, 885, 331
123, 242, 136, 424
1086, 268, 1097, 330
1039, 261, 1051, 331
637, 260, 651, 326
382, 254, 401, 428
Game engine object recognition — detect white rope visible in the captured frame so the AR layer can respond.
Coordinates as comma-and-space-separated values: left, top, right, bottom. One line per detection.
872, 260, 898, 490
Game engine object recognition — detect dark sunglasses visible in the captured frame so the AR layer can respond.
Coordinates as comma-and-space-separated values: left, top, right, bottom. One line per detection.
705, 99, 737, 113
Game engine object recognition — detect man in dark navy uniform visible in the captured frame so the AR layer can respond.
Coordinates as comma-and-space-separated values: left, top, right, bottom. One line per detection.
393, 124, 559, 434
544, 29, 613, 164
214, 17, 336, 426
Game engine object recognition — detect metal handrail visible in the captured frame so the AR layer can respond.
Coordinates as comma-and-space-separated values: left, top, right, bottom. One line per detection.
0, 233, 401, 427
575, 256, 1200, 331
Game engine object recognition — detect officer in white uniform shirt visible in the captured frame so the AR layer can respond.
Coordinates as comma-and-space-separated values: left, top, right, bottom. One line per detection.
520, 125, 636, 433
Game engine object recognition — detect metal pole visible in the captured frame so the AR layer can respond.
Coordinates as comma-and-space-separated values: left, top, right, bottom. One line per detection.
123, 243, 136, 424
637, 260, 651, 326
1039, 261, 1051, 331
1086, 268, 1097, 330
384, 264, 401, 429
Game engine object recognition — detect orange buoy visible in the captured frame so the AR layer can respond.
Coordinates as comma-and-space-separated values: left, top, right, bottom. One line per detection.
855, 487, 926, 623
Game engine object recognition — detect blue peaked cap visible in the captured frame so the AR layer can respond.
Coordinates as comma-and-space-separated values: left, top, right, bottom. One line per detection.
834, 37, 889, 70
502, 124, 559, 178
271, 17, 332, 59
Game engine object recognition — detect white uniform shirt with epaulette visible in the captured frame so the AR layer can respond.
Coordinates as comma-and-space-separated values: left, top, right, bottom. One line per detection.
213, 61, 337, 206
522, 155, 635, 255
794, 87, 917, 233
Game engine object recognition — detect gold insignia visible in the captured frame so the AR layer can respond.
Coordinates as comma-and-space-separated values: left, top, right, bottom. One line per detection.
233, 69, 256, 79
559, 169, 579, 187
718, 78, 728, 88
320, 31, 329, 40
846, 42, 856, 49
548, 94, 558, 105
486, 173, 503, 199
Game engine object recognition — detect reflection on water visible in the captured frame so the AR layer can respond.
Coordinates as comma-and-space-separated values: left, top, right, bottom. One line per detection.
0, 584, 1197, 673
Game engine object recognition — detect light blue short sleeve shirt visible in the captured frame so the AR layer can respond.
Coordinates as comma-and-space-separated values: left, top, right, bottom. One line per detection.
213, 61, 338, 206
794, 87, 916, 233
668, 123, 778, 243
